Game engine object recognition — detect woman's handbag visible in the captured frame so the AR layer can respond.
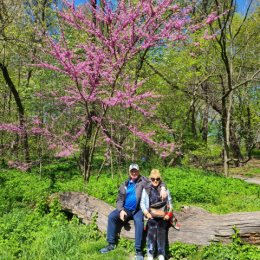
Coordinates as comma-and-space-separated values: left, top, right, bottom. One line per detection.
149, 200, 167, 218
149, 208, 166, 218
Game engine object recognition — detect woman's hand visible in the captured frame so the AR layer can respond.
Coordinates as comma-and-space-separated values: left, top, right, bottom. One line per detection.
164, 214, 170, 220
144, 210, 153, 219
146, 212, 153, 219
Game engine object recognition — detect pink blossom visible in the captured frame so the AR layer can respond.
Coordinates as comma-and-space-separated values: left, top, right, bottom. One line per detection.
190, 24, 203, 32
206, 12, 218, 24
48, 144, 57, 150
31, 127, 44, 135
160, 151, 169, 159
203, 30, 217, 40
56, 149, 73, 157
55, 144, 78, 157
32, 117, 42, 125
32, 0, 216, 162
8, 161, 31, 171
172, 4, 179, 12
0, 123, 22, 134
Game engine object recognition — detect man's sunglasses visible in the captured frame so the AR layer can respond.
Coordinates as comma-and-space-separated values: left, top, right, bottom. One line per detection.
151, 178, 160, 182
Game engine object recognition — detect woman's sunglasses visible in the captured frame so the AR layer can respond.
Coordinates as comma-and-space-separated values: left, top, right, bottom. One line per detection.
151, 178, 160, 182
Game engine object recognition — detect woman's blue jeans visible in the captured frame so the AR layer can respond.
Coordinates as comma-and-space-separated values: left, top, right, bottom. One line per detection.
146, 218, 168, 257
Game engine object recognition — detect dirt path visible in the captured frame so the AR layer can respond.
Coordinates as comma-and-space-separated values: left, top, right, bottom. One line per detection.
230, 158, 260, 185
232, 175, 260, 185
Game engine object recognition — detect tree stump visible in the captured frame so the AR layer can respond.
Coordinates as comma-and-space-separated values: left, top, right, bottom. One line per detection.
58, 192, 260, 245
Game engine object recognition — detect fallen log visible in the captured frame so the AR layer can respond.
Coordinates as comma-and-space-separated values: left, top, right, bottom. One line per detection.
58, 192, 260, 245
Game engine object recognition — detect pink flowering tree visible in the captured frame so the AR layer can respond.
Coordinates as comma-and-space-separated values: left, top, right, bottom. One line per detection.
31, 0, 216, 181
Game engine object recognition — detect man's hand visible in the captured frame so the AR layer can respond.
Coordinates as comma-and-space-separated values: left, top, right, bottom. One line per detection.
120, 210, 127, 221
160, 187, 167, 200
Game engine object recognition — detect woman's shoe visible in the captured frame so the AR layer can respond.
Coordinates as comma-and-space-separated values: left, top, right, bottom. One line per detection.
158, 255, 165, 260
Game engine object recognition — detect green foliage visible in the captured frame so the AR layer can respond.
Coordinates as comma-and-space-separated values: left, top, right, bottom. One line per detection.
1, 162, 260, 260
182, 143, 222, 168
85, 175, 125, 205
50, 163, 260, 214
0, 169, 50, 216
117, 237, 135, 253
246, 167, 260, 176
169, 228, 260, 260
161, 167, 260, 213
201, 227, 260, 260
87, 213, 103, 241
251, 149, 260, 158
169, 242, 198, 260
0, 167, 133, 260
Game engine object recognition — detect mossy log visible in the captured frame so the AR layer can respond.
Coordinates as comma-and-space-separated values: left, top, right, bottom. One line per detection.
58, 192, 260, 245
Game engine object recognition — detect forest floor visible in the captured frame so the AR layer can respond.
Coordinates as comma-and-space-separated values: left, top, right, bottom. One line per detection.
126, 160, 260, 259
230, 158, 260, 185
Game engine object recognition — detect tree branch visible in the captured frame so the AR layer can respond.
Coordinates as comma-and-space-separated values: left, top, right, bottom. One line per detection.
222, 69, 260, 99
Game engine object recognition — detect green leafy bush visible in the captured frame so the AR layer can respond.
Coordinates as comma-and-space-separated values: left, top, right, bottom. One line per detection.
169, 228, 260, 260
1, 162, 260, 260
169, 242, 198, 260
162, 167, 260, 213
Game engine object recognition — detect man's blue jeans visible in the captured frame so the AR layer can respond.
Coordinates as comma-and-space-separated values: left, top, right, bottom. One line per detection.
107, 208, 144, 251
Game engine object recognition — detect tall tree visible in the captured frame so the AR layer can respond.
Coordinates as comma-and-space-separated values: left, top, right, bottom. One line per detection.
204, 0, 259, 175
0, 0, 57, 166
37, 0, 215, 181
142, 0, 260, 174
0, 0, 30, 163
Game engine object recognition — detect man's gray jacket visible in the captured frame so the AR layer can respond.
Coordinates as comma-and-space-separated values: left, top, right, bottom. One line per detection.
116, 176, 149, 212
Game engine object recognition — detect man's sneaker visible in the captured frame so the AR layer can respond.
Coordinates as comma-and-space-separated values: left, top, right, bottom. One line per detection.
100, 243, 115, 253
135, 251, 144, 260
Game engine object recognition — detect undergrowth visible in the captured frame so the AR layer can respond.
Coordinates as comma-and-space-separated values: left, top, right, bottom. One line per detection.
0, 161, 260, 259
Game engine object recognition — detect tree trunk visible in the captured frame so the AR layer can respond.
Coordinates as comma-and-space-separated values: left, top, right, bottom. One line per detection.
221, 87, 229, 177
245, 105, 253, 159
201, 85, 243, 160
58, 192, 260, 245
230, 122, 244, 163
0, 62, 30, 163
80, 117, 101, 182
201, 83, 209, 143
190, 83, 198, 138
191, 99, 197, 138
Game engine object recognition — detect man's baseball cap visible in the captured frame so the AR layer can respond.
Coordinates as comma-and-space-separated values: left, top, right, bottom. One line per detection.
129, 163, 139, 171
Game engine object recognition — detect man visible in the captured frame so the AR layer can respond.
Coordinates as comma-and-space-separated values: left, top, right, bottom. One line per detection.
100, 163, 167, 260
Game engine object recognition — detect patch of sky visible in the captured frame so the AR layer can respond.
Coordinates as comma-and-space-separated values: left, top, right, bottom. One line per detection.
74, 0, 256, 16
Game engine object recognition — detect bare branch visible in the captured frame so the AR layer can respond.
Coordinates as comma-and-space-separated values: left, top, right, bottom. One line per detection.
222, 69, 260, 99
232, 0, 253, 41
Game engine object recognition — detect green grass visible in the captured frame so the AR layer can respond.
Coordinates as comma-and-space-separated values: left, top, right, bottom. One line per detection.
54, 166, 260, 214
251, 149, 260, 158
0, 162, 260, 260
161, 167, 260, 214
246, 167, 260, 176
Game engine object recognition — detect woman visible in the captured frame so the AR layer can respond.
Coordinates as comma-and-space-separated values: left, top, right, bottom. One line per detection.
140, 169, 173, 260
